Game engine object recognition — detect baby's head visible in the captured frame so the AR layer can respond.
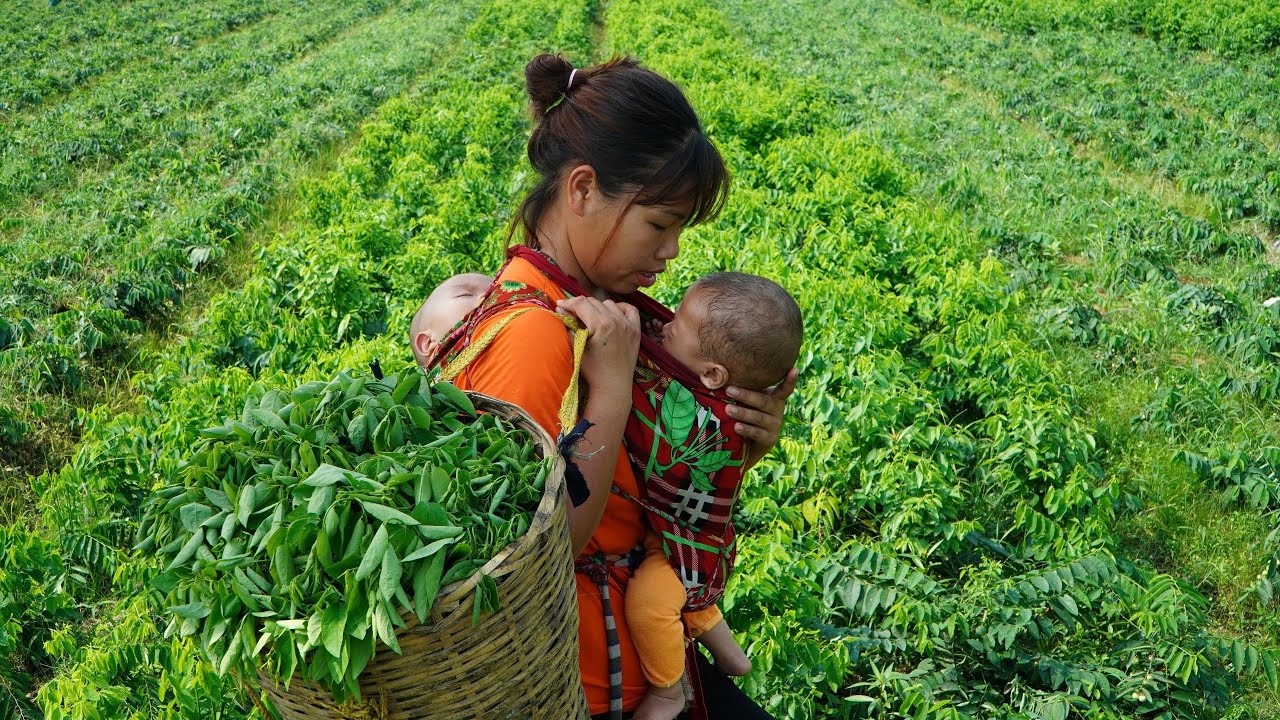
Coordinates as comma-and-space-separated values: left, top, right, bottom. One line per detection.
661, 272, 802, 392
410, 273, 492, 367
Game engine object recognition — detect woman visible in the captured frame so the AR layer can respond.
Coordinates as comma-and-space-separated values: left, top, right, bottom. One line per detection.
450, 54, 796, 719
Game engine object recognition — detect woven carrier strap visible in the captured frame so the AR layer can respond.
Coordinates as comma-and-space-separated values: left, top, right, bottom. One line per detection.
574, 548, 645, 720
439, 307, 588, 436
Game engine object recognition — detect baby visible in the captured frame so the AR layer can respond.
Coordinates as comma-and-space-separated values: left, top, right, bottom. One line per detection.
628, 272, 801, 720
410, 271, 803, 720
408, 273, 492, 367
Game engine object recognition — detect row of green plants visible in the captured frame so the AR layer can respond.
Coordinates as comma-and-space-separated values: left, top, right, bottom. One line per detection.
916, 0, 1280, 56
0, 0, 474, 480
902, 5, 1280, 234
608, 0, 1280, 717
723, 0, 1280, 713
0, 0, 386, 210
3, 0, 593, 717
0, 0, 274, 115
730, 0, 1280, 495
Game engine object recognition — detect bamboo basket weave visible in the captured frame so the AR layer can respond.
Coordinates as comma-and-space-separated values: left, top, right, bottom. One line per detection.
257, 393, 588, 720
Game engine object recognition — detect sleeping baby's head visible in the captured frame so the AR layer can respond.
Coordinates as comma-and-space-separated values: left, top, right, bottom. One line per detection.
660, 272, 802, 392
410, 273, 492, 367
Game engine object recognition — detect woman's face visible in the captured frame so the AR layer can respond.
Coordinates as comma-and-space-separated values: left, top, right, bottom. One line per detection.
574, 196, 691, 296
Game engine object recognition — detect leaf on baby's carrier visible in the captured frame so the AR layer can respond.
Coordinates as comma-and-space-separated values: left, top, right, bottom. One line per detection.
694, 449, 734, 474
658, 382, 698, 443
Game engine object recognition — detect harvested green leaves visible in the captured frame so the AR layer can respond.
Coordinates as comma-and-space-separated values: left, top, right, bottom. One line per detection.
136, 367, 551, 702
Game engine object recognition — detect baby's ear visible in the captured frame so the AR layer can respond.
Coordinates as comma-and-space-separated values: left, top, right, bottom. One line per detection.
413, 331, 436, 367
700, 363, 729, 391
425, 338, 443, 363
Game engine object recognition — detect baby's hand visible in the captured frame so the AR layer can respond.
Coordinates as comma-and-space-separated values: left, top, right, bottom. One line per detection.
643, 317, 665, 341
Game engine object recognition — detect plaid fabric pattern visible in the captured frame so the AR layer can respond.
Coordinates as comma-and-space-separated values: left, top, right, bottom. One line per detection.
623, 355, 746, 612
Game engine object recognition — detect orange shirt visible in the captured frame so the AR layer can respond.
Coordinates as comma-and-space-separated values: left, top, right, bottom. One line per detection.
452, 255, 649, 715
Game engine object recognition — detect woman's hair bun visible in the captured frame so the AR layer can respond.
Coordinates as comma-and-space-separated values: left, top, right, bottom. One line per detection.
525, 53, 575, 115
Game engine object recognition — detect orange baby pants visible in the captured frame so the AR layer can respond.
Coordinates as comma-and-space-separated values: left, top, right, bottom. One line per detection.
625, 531, 723, 687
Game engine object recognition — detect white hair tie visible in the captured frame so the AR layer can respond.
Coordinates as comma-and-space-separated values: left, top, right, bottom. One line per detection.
567, 68, 579, 90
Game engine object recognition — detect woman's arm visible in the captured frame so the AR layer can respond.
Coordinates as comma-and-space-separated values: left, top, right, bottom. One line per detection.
555, 297, 640, 555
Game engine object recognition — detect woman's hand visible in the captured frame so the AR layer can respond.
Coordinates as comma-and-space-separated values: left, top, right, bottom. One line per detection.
727, 367, 799, 470
556, 296, 641, 396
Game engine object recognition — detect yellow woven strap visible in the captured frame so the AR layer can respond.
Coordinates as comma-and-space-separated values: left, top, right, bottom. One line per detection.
439, 308, 588, 433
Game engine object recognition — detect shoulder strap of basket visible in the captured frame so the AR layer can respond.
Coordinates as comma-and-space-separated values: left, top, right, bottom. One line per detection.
439, 306, 587, 440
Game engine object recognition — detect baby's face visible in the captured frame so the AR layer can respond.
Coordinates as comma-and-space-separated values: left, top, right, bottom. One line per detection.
660, 287, 710, 374
424, 274, 490, 341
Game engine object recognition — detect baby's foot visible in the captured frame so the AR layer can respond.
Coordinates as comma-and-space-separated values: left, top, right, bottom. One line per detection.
632, 682, 685, 720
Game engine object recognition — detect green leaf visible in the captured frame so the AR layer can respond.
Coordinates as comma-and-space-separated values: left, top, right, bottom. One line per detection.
360, 501, 420, 526
321, 603, 346, 658
407, 405, 433, 431
169, 602, 210, 619
1262, 651, 1278, 689
273, 541, 295, 584
308, 484, 337, 516
180, 503, 214, 532
303, 464, 348, 488
291, 381, 328, 403
349, 631, 375, 681
658, 383, 698, 444
380, 546, 402, 602
693, 449, 735, 473
392, 372, 420, 404
411, 501, 450, 527
250, 408, 289, 432
430, 467, 449, 501
413, 550, 447, 623
403, 536, 457, 563
166, 532, 204, 571
374, 602, 400, 654
471, 573, 500, 626
433, 381, 475, 416
356, 524, 389, 581
348, 414, 368, 451
237, 485, 257, 526
1057, 593, 1079, 617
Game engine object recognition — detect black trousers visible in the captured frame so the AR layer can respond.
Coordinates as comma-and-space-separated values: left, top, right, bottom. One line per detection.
590, 650, 774, 720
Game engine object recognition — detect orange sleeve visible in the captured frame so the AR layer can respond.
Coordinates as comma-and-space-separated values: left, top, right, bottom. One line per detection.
685, 605, 723, 638
456, 306, 575, 438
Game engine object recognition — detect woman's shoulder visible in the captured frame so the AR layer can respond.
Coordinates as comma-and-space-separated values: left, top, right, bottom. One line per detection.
492, 254, 569, 304
455, 256, 575, 434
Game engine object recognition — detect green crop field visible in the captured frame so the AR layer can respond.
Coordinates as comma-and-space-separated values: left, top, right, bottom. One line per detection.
4, 0, 1280, 718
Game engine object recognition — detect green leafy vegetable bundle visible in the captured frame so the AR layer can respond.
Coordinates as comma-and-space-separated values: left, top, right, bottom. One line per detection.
135, 367, 552, 701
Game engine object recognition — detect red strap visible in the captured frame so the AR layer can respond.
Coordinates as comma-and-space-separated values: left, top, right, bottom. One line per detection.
684, 625, 709, 720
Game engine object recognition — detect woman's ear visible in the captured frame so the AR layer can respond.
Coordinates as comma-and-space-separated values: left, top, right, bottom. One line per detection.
564, 164, 597, 218
699, 362, 730, 391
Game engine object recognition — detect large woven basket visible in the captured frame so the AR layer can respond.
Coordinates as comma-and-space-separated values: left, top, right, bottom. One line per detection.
257, 393, 588, 720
